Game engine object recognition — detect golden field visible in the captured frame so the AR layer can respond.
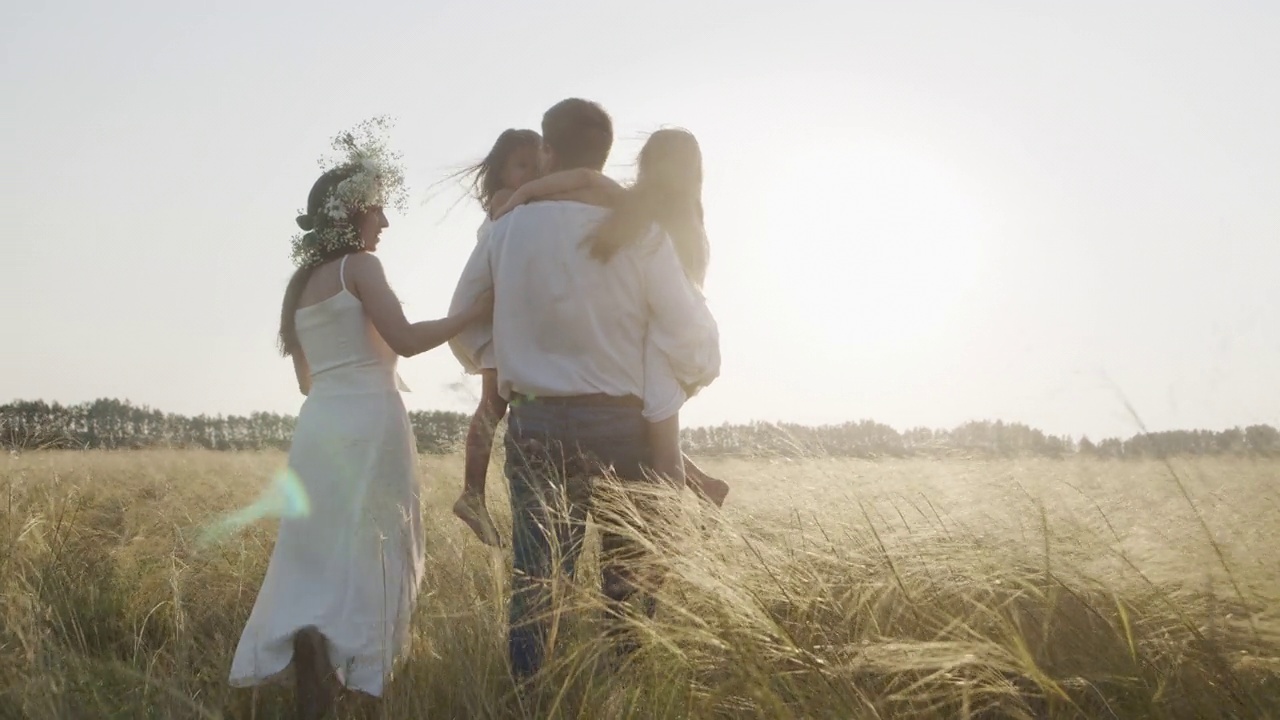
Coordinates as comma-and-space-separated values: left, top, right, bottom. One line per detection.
2, 450, 1278, 719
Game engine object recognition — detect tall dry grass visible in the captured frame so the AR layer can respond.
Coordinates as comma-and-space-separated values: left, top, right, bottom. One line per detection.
2, 450, 1278, 718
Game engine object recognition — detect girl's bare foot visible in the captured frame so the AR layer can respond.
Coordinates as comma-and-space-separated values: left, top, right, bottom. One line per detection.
453, 492, 502, 547
698, 477, 730, 507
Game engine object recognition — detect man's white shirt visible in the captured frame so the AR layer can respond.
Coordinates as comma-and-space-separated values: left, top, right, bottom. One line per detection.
447, 201, 720, 422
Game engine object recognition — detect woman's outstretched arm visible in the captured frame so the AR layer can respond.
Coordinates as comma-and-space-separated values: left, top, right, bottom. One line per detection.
348, 253, 492, 357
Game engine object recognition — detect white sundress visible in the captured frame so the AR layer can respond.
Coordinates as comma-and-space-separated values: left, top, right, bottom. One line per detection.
229, 255, 423, 697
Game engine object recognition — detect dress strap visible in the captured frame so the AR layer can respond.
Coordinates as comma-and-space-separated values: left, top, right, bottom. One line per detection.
339, 255, 350, 293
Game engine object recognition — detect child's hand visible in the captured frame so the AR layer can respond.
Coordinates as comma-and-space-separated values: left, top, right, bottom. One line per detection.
492, 190, 527, 220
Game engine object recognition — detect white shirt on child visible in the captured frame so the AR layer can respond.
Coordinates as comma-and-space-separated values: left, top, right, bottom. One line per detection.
448, 218, 498, 372
447, 202, 719, 422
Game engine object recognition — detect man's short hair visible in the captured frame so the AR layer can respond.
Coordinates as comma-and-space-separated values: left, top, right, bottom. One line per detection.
542, 98, 613, 171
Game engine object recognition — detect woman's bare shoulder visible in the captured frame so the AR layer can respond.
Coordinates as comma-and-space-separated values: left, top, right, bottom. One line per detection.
343, 251, 384, 276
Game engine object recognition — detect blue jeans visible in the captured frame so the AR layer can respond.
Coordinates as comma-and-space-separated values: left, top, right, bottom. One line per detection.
503, 399, 655, 679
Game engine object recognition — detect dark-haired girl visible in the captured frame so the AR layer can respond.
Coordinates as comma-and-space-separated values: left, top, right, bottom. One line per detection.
449, 129, 548, 546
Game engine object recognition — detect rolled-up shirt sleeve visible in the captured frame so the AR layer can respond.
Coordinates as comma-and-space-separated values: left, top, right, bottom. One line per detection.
447, 229, 495, 374
641, 231, 721, 397
642, 340, 686, 423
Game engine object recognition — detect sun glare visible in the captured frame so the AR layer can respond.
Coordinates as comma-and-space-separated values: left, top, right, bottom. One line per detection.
741, 133, 990, 354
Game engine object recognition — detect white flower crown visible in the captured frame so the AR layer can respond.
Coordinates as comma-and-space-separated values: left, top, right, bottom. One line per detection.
291, 117, 409, 268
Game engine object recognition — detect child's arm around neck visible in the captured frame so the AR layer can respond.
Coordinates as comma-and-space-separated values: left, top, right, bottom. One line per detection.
486, 189, 516, 220
492, 169, 622, 219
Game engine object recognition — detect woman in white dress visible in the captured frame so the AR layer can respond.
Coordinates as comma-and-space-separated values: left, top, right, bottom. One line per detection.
229, 124, 491, 719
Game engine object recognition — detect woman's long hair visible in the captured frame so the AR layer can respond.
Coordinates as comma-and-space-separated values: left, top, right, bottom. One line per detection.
452, 129, 542, 217
584, 128, 709, 287
278, 166, 362, 357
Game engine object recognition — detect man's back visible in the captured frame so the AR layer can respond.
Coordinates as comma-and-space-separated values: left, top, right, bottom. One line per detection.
487, 200, 656, 401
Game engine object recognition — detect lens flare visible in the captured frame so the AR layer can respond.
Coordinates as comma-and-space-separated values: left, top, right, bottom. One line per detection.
197, 467, 311, 547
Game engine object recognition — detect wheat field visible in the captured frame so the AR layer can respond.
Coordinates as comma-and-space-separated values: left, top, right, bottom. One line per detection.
2, 450, 1278, 719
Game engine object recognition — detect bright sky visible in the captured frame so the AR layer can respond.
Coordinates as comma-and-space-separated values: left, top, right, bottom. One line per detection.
3, 1, 1277, 440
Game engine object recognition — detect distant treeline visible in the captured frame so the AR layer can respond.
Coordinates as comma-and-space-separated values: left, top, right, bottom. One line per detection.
2, 398, 1278, 460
